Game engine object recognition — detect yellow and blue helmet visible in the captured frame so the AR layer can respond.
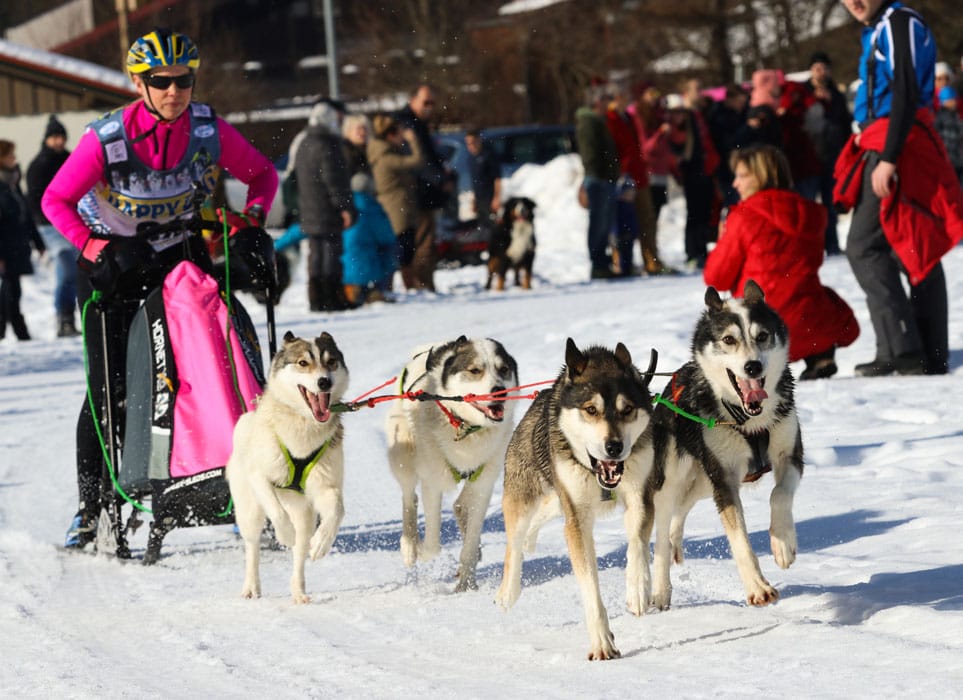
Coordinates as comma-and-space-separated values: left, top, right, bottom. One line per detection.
127, 28, 200, 74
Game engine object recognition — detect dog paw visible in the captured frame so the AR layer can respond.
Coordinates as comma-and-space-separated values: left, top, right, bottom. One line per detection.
494, 580, 520, 609
291, 592, 311, 605
746, 582, 779, 606
626, 590, 651, 616
309, 530, 335, 561
400, 535, 418, 567
454, 573, 478, 593
587, 632, 620, 661
651, 586, 672, 611
522, 533, 539, 554
240, 586, 260, 599
418, 542, 441, 561
770, 533, 797, 569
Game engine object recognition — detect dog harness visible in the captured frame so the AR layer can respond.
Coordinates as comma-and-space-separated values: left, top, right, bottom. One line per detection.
277, 437, 331, 494
720, 400, 772, 482
657, 373, 772, 483
449, 463, 485, 484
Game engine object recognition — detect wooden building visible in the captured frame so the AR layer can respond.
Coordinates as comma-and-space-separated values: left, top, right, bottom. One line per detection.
0, 38, 136, 117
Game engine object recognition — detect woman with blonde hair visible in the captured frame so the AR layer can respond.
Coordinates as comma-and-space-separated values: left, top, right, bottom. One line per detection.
704, 144, 859, 379
341, 113, 372, 179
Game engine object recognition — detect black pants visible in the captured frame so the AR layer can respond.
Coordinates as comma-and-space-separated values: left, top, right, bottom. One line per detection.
681, 172, 714, 263
0, 273, 29, 339
307, 232, 345, 310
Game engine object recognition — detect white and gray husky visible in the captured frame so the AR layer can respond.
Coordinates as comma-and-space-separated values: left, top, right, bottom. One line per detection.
385, 336, 519, 592
226, 331, 349, 604
496, 338, 656, 661
642, 279, 803, 610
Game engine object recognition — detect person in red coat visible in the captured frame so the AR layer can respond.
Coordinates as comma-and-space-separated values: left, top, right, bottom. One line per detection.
704, 144, 859, 379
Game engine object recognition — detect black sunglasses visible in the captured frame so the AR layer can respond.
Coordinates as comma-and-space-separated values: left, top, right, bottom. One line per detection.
145, 73, 195, 90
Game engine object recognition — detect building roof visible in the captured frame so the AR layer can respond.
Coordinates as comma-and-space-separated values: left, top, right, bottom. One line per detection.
0, 38, 136, 114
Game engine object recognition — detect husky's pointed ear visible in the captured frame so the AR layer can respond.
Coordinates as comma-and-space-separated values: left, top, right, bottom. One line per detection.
565, 338, 588, 378
319, 331, 334, 343
614, 342, 632, 368
743, 279, 765, 305
283, 330, 297, 343
456, 334, 469, 345
705, 286, 724, 311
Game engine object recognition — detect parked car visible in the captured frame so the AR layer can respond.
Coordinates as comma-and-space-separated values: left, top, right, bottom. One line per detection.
435, 124, 576, 266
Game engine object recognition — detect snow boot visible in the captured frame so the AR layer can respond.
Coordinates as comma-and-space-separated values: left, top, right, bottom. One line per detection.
64, 510, 97, 549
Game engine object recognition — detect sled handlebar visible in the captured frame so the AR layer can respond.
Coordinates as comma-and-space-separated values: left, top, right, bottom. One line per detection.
133, 182, 255, 240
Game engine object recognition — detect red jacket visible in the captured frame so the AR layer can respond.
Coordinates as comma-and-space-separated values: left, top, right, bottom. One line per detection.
833, 108, 963, 284
606, 108, 649, 188
704, 189, 859, 362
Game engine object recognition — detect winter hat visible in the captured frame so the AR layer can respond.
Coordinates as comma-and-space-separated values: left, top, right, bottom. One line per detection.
939, 85, 958, 104
350, 172, 373, 194
809, 51, 832, 68
307, 100, 341, 134
44, 115, 67, 140
935, 62, 953, 78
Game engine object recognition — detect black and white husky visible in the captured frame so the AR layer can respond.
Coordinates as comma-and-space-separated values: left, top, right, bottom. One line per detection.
643, 280, 803, 610
496, 339, 655, 660
226, 331, 349, 604
385, 336, 519, 592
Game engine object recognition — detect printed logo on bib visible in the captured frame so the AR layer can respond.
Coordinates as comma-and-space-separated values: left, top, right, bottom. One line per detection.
102, 187, 195, 222
192, 103, 213, 118
105, 141, 128, 165
99, 121, 122, 137
194, 124, 216, 139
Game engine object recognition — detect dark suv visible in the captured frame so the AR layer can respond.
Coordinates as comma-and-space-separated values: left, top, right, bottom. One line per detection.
435, 124, 575, 265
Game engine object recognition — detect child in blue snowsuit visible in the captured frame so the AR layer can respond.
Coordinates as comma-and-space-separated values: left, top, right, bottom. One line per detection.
341, 173, 398, 305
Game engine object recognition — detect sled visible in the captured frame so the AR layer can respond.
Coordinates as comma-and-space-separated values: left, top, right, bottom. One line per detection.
83, 193, 278, 564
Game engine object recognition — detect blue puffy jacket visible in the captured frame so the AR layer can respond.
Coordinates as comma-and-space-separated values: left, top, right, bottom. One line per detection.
341, 191, 398, 287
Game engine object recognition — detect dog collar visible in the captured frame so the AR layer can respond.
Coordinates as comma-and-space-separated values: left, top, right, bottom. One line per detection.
722, 399, 752, 425
276, 437, 331, 494
434, 400, 484, 441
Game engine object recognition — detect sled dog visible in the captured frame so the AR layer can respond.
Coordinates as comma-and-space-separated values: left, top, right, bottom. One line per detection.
226, 331, 349, 604
496, 338, 655, 660
385, 336, 519, 592
486, 196, 536, 291
643, 280, 803, 610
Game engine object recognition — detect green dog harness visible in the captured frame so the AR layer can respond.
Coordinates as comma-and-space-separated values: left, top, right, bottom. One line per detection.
277, 438, 331, 494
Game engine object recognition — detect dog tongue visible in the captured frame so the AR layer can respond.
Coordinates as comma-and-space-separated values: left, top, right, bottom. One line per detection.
738, 377, 768, 405
306, 391, 331, 422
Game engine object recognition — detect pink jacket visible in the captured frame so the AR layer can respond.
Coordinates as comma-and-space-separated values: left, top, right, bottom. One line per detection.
42, 101, 278, 249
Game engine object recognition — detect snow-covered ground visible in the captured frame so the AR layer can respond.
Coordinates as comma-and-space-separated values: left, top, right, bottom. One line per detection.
2, 155, 962, 698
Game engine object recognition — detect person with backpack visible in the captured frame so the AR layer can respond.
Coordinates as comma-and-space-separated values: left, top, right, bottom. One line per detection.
41, 28, 278, 549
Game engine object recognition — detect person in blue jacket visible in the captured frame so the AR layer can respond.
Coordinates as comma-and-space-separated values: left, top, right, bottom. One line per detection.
341, 173, 398, 305
841, 0, 948, 376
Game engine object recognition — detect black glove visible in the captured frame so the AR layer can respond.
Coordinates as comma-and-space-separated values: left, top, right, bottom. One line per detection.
227, 226, 277, 295
78, 236, 158, 297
